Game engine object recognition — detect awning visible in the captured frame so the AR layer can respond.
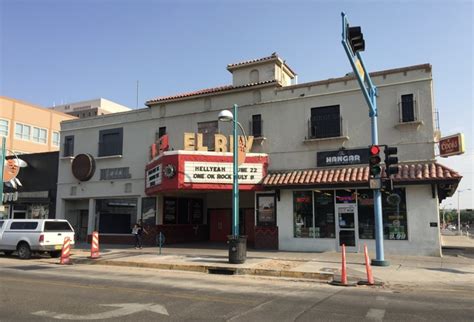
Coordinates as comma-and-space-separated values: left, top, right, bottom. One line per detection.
262, 162, 461, 194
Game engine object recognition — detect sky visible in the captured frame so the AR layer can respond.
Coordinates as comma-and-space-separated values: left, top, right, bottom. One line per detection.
1, 0, 473, 208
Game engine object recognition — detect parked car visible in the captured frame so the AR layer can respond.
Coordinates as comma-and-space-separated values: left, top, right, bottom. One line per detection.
0, 219, 75, 259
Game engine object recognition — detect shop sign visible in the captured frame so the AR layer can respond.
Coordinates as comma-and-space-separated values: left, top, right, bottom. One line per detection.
439, 133, 465, 157
183, 133, 254, 153
184, 161, 263, 184
100, 167, 131, 180
317, 148, 369, 167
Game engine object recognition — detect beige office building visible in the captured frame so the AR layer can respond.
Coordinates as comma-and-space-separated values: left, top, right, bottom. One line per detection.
0, 96, 76, 154
49, 98, 131, 119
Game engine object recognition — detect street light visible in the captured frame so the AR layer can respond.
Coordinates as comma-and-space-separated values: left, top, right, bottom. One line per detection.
218, 104, 247, 264
457, 189, 471, 235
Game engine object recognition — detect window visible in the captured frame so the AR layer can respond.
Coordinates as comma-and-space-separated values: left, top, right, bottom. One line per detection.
309, 105, 341, 139
158, 127, 166, 138
141, 197, 156, 226
10, 221, 38, 230
198, 121, 218, 151
44, 221, 73, 232
63, 135, 74, 157
0, 119, 8, 137
15, 123, 31, 140
293, 191, 313, 238
32, 127, 47, 144
313, 191, 335, 238
251, 114, 262, 137
52, 132, 60, 146
401, 94, 415, 122
357, 188, 408, 240
257, 194, 276, 226
98, 128, 123, 156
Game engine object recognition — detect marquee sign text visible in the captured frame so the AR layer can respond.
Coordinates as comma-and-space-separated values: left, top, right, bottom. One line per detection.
184, 161, 263, 184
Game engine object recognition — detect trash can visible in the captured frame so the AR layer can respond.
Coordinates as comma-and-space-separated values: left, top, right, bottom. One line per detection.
228, 235, 247, 264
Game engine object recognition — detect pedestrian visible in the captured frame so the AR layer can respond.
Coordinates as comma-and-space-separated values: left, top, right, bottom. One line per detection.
132, 223, 147, 249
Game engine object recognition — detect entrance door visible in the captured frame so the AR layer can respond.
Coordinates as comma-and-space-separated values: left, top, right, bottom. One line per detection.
78, 210, 89, 242
336, 204, 358, 252
209, 209, 231, 242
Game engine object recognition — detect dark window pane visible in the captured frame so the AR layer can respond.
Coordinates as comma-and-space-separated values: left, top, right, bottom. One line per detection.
141, 197, 156, 226
99, 128, 123, 156
313, 191, 335, 238
294, 191, 313, 238
44, 222, 73, 231
401, 94, 415, 122
357, 190, 375, 239
177, 198, 190, 224
64, 136, 74, 157
310, 105, 341, 138
382, 188, 408, 240
252, 114, 262, 137
10, 222, 38, 230
99, 213, 131, 234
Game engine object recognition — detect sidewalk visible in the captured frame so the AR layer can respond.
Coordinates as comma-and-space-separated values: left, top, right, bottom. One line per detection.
70, 242, 474, 288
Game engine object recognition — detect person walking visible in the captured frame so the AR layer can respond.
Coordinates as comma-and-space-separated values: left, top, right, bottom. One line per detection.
132, 223, 146, 249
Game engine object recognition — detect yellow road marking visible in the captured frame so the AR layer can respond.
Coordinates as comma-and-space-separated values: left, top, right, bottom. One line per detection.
0, 276, 256, 305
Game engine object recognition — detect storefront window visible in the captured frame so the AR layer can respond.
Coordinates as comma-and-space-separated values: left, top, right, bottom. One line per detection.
141, 197, 156, 226
293, 191, 313, 238
313, 191, 335, 238
357, 188, 408, 240
357, 190, 375, 239
257, 194, 276, 226
96, 198, 137, 234
163, 197, 203, 225
382, 188, 408, 240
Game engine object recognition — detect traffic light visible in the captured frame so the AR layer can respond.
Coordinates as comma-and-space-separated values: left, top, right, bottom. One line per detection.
369, 145, 382, 177
347, 25, 365, 54
384, 146, 399, 177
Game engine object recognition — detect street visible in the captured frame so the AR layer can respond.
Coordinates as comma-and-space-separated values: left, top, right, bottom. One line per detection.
0, 257, 473, 321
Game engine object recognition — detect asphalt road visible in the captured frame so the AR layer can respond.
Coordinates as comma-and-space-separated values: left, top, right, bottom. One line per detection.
0, 257, 473, 321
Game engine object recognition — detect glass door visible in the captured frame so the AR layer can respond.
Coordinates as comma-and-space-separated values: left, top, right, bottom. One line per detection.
336, 204, 358, 252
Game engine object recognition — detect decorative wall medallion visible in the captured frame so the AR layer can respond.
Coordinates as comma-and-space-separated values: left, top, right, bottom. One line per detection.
72, 153, 96, 181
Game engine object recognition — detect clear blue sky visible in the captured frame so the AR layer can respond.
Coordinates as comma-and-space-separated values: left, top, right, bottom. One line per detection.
1, 0, 472, 207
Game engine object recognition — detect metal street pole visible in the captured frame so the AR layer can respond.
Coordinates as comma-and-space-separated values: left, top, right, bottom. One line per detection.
218, 105, 247, 263
232, 103, 239, 237
341, 12, 388, 266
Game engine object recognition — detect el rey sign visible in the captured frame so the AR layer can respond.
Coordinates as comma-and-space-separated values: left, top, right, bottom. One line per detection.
439, 133, 465, 157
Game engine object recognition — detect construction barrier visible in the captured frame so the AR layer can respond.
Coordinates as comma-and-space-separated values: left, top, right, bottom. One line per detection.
341, 244, 348, 285
90, 231, 100, 259
59, 237, 71, 265
364, 244, 375, 285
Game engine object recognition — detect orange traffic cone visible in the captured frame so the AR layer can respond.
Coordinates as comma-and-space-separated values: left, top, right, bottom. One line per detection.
364, 244, 375, 285
90, 231, 100, 259
341, 244, 348, 285
59, 237, 71, 265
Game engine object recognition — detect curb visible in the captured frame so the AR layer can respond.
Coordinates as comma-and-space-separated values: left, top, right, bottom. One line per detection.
72, 257, 334, 281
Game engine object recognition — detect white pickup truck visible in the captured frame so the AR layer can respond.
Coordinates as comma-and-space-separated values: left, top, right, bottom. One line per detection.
0, 219, 75, 259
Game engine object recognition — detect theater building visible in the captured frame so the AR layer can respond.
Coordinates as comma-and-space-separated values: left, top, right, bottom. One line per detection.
56, 54, 461, 255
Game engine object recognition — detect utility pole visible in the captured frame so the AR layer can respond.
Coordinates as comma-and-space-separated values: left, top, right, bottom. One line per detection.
341, 12, 389, 266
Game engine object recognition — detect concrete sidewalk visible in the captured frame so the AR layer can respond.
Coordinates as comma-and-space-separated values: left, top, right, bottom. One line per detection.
70, 242, 474, 287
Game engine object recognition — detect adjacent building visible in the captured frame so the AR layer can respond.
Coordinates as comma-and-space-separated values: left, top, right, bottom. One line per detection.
0, 96, 76, 154
49, 98, 131, 119
55, 54, 461, 255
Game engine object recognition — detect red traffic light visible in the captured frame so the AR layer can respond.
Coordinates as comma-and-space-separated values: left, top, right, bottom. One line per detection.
370, 145, 380, 155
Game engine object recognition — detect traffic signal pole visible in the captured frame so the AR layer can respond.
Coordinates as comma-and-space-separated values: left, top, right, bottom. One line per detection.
341, 12, 389, 266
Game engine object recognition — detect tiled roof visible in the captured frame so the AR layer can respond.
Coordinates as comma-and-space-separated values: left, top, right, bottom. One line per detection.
227, 53, 279, 69
146, 80, 278, 105
262, 162, 461, 187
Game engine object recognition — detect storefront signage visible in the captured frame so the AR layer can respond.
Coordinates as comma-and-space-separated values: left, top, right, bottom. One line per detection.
183, 161, 263, 184
317, 148, 369, 167
100, 167, 131, 180
183, 132, 254, 153
439, 133, 465, 157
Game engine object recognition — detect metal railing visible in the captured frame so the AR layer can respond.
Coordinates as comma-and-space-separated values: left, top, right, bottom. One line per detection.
307, 116, 343, 139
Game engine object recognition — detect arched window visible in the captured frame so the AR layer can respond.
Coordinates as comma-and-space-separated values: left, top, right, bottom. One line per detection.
250, 69, 259, 83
